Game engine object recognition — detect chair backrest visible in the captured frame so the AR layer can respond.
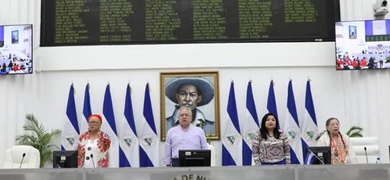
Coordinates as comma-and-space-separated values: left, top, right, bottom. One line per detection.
3, 145, 40, 168
207, 143, 216, 166
349, 137, 380, 164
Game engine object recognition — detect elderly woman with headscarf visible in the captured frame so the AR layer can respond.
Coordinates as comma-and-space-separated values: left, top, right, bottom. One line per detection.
78, 114, 111, 168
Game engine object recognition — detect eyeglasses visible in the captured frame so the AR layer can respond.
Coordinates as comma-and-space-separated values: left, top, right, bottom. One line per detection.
179, 114, 191, 117
328, 123, 339, 127
89, 121, 100, 125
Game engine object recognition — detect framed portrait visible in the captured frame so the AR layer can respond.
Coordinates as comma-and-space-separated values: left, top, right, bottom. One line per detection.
11, 30, 18, 44
349, 25, 357, 39
160, 71, 220, 141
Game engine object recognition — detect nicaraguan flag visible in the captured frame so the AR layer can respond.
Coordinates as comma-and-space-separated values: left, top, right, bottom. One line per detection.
242, 81, 260, 166
267, 80, 280, 129
284, 80, 303, 164
139, 83, 159, 167
302, 80, 318, 164
119, 84, 140, 167
222, 81, 242, 166
102, 84, 119, 167
365, 20, 390, 35
62, 84, 79, 150
304, 152, 316, 165
81, 83, 92, 134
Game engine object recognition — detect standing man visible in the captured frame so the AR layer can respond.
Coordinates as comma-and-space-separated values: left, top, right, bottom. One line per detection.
165, 77, 215, 135
164, 107, 208, 167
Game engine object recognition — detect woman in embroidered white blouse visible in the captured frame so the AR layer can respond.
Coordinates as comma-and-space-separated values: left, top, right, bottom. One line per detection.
316, 117, 357, 164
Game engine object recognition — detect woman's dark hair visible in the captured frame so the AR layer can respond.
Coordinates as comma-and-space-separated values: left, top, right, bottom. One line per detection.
325, 117, 346, 149
260, 113, 280, 140
325, 117, 338, 127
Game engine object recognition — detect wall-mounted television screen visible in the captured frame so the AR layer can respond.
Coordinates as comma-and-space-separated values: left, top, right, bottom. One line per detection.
0, 24, 33, 75
335, 20, 390, 70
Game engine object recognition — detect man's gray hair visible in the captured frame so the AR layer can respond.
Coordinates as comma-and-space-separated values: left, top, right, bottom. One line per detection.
178, 106, 192, 117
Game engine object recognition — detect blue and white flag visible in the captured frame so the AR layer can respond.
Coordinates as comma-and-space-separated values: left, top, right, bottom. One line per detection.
242, 81, 260, 166
267, 80, 280, 129
284, 80, 303, 164
119, 84, 140, 167
81, 83, 92, 134
62, 84, 79, 150
302, 80, 318, 164
304, 152, 316, 165
102, 84, 119, 167
139, 83, 159, 167
364, 20, 390, 36
222, 81, 242, 166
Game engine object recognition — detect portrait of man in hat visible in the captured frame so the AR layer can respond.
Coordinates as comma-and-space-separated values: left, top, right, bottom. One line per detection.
161, 72, 219, 139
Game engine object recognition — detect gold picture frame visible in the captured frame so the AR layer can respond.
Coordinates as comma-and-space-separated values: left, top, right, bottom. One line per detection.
160, 71, 220, 141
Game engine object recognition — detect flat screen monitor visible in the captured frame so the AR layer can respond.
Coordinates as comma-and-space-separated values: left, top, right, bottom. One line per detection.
179, 149, 211, 167
335, 19, 390, 70
306, 146, 331, 164
0, 24, 33, 75
52, 150, 78, 168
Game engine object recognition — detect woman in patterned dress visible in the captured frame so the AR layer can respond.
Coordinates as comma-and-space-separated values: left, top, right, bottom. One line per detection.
78, 114, 111, 168
252, 113, 290, 165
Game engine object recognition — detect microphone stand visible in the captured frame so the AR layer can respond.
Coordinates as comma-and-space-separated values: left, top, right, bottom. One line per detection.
364, 147, 369, 164
19, 153, 26, 168
307, 149, 326, 165
90, 154, 96, 168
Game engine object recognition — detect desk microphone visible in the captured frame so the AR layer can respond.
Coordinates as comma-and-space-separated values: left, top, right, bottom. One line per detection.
19, 153, 26, 168
364, 147, 369, 164
307, 148, 325, 164
90, 154, 96, 168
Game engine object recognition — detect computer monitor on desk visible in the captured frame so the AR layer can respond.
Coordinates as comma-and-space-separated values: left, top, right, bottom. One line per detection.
306, 146, 331, 164
52, 150, 78, 168
179, 150, 211, 167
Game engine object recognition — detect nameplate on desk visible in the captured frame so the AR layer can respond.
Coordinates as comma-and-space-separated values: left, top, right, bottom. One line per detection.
171, 174, 209, 180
